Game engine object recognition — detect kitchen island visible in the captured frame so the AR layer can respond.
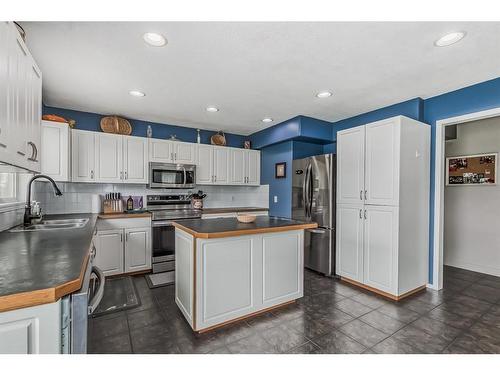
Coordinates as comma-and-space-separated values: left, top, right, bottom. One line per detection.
172, 216, 317, 333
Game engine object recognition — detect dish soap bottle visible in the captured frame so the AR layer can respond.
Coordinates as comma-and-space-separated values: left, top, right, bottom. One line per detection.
127, 195, 134, 211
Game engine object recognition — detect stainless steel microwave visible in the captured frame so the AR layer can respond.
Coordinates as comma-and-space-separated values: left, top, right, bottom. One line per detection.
148, 162, 196, 189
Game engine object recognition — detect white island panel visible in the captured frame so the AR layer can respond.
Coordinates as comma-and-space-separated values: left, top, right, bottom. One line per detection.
175, 230, 194, 328
262, 231, 303, 306
199, 237, 255, 325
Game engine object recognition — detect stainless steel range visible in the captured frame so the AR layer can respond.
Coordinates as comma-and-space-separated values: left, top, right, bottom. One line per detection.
147, 195, 201, 284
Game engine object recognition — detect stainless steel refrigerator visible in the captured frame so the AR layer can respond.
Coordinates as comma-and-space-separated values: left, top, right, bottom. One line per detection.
292, 154, 336, 276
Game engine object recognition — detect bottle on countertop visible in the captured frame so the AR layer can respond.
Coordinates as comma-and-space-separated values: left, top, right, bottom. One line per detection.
127, 195, 134, 211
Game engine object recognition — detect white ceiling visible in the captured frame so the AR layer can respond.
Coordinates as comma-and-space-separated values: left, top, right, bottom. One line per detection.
21, 22, 500, 135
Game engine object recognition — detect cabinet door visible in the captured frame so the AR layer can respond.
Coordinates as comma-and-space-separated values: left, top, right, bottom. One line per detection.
174, 141, 196, 164
95, 132, 123, 183
337, 126, 365, 204
196, 144, 214, 184
336, 204, 364, 282
246, 150, 260, 185
41, 121, 70, 181
363, 205, 398, 294
213, 146, 230, 184
124, 227, 151, 273
94, 229, 124, 276
71, 130, 95, 182
229, 148, 246, 184
149, 138, 172, 163
0, 23, 10, 163
12, 33, 29, 167
123, 135, 148, 183
365, 119, 400, 206
26, 61, 42, 172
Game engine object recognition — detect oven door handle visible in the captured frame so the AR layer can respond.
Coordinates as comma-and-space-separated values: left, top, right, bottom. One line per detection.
152, 221, 175, 227
88, 266, 105, 315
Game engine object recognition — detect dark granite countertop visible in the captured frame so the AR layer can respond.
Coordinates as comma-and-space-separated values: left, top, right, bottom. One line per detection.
0, 213, 98, 312
172, 216, 317, 238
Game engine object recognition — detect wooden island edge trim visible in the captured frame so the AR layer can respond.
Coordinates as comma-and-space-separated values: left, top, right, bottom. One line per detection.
172, 222, 318, 239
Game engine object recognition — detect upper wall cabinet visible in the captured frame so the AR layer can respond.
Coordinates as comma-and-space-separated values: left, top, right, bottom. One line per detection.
0, 22, 42, 172
72, 130, 148, 184
229, 148, 260, 186
149, 138, 196, 165
41, 120, 70, 182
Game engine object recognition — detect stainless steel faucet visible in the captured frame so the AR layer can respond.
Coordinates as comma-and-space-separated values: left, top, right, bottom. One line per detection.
24, 174, 63, 226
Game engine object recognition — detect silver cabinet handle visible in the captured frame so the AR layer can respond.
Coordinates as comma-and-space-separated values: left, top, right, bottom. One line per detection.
124, 171, 128, 180
91, 170, 94, 179
171, 152, 174, 161
120, 233, 123, 242
364, 190, 367, 200
359, 209, 362, 219
307, 228, 326, 234
120, 171, 123, 179
360, 190, 363, 200
27, 142, 38, 161
17, 150, 26, 156
364, 209, 367, 219
174, 153, 177, 161
214, 175, 217, 182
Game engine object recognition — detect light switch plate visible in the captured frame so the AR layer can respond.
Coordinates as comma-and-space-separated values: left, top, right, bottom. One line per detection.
273, 196, 278, 203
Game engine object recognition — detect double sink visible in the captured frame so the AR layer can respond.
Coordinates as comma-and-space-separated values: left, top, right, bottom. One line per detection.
10, 218, 89, 232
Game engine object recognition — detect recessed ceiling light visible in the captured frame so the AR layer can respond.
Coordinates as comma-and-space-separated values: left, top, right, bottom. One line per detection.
206, 106, 219, 113
262, 118, 273, 123
316, 91, 332, 98
129, 90, 145, 97
434, 31, 466, 47
143, 32, 167, 47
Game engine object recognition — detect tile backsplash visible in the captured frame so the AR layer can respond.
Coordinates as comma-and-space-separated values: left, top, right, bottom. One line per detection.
32, 182, 269, 214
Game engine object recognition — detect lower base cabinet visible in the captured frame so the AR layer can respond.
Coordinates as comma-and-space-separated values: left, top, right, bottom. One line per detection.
94, 218, 152, 276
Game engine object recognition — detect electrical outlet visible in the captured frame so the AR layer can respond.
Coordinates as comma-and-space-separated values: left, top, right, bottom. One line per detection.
273, 196, 278, 203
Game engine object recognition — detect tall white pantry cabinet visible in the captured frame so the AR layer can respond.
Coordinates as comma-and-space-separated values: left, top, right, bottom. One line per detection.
336, 116, 430, 299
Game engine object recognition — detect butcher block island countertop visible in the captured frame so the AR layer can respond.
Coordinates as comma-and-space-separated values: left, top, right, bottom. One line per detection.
172, 216, 317, 238
173, 216, 317, 333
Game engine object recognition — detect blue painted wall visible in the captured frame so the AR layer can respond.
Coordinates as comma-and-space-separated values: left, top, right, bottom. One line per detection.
43, 105, 248, 148
250, 116, 333, 149
260, 141, 294, 217
292, 141, 325, 160
423, 77, 500, 283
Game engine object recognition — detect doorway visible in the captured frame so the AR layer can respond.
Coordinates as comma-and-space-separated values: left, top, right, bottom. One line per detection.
433, 107, 500, 290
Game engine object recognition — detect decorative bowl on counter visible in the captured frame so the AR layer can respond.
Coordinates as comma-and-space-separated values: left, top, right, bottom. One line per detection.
237, 214, 256, 223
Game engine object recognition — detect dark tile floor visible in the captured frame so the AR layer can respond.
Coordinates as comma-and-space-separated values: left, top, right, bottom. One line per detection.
88, 265, 500, 354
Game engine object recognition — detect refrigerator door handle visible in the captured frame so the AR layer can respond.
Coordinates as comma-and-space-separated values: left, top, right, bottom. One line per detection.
308, 164, 314, 217
302, 164, 308, 217
307, 228, 327, 234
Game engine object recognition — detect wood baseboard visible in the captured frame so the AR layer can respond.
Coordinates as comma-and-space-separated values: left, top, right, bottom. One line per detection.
340, 277, 426, 301
195, 300, 295, 334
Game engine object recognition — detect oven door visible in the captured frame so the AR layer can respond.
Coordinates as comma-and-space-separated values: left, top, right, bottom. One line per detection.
152, 221, 176, 269
149, 162, 196, 189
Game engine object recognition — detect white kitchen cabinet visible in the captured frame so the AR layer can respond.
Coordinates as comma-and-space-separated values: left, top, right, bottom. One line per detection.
337, 125, 365, 204
0, 300, 61, 354
0, 23, 42, 172
149, 138, 197, 164
336, 116, 430, 299
364, 119, 400, 206
41, 121, 70, 181
229, 148, 260, 185
336, 204, 364, 283
123, 135, 148, 183
229, 148, 246, 184
213, 146, 230, 184
124, 227, 152, 273
0, 23, 10, 163
363, 205, 398, 294
71, 129, 95, 182
95, 132, 123, 183
246, 149, 260, 185
96, 217, 152, 276
173, 141, 196, 164
94, 229, 124, 276
72, 130, 149, 184
196, 144, 215, 184
149, 138, 172, 163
